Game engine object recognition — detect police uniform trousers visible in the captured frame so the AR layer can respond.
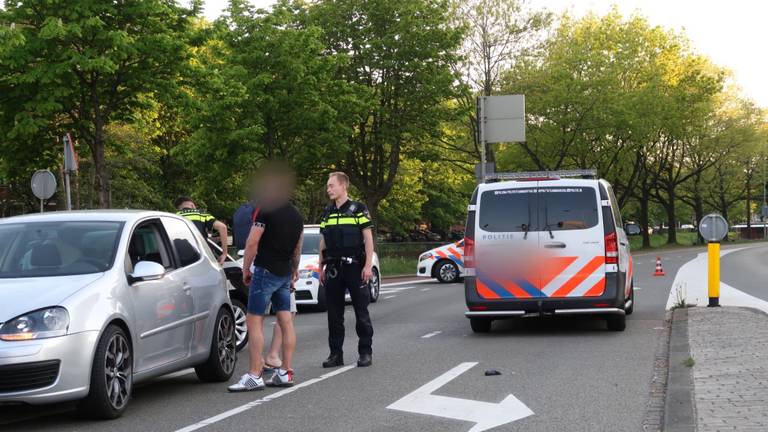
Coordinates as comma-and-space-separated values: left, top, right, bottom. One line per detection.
325, 261, 373, 356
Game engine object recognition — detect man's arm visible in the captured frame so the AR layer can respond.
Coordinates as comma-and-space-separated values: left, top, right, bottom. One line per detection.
291, 233, 304, 289
318, 236, 326, 284
242, 225, 264, 286
361, 228, 374, 282
213, 220, 228, 264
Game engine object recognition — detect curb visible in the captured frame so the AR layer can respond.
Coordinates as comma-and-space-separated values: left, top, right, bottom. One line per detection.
664, 308, 696, 432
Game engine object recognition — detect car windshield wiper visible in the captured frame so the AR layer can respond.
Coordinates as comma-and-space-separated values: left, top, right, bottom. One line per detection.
543, 202, 555, 239
523, 199, 533, 240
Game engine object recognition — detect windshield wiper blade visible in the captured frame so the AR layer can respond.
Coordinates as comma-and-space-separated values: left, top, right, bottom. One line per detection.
544, 202, 555, 239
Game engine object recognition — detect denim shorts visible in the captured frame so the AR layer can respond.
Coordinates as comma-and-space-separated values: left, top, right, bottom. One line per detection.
247, 266, 292, 315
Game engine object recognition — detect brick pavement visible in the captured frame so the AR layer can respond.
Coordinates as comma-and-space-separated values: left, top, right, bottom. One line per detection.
687, 307, 768, 432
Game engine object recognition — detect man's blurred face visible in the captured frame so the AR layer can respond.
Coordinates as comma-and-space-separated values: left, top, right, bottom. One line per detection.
326, 176, 346, 201
180, 200, 196, 210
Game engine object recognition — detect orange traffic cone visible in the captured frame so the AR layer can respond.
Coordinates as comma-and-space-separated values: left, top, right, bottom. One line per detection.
653, 256, 665, 276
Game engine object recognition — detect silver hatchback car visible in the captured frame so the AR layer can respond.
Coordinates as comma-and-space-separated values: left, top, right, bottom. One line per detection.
0, 211, 236, 418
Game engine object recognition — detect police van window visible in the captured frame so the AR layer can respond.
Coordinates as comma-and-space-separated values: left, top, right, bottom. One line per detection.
479, 189, 535, 232
606, 185, 623, 228
301, 233, 321, 255
538, 187, 599, 231
162, 217, 202, 267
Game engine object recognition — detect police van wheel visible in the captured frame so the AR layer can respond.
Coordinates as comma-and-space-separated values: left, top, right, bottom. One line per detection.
625, 281, 635, 316
606, 314, 626, 332
435, 260, 459, 284
470, 318, 492, 333
314, 285, 328, 312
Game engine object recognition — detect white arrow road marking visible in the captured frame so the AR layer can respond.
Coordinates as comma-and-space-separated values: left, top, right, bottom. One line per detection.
387, 362, 533, 432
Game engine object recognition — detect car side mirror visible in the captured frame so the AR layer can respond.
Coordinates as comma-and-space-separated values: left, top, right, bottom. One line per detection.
129, 261, 166, 284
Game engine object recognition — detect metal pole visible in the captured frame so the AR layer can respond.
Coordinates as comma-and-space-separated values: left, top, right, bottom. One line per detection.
65, 171, 72, 211
479, 96, 486, 183
40, 199, 44, 213
707, 241, 720, 307
763, 144, 766, 239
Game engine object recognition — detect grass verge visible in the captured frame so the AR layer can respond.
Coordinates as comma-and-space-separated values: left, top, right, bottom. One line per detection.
379, 256, 415, 277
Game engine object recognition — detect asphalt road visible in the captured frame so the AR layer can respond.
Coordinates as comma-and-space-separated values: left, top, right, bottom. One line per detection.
0, 246, 730, 432
721, 243, 768, 302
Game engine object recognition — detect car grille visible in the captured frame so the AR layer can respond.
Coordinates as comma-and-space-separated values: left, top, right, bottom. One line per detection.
295, 290, 313, 301
0, 360, 60, 393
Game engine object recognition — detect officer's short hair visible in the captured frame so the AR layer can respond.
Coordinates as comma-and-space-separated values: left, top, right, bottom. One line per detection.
329, 171, 349, 187
174, 196, 194, 209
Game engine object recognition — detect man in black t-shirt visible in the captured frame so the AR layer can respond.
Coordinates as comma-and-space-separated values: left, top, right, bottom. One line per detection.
228, 164, 304, 392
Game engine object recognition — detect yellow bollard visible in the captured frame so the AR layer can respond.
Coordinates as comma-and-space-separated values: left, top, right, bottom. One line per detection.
707, 242, 720, 307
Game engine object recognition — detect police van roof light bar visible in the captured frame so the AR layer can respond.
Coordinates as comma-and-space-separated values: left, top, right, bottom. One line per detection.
484, 169, 597, 182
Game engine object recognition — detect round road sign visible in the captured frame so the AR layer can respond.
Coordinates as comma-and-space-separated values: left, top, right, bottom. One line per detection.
699, 213, 728, 242
31, 169, 57, 200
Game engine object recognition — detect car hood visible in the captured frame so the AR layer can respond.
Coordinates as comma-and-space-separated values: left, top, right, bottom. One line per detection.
0, 273, 104, 322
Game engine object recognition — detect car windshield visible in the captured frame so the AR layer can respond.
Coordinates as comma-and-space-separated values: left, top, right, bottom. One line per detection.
0, 221, 123, 278
301, 232, 321, 255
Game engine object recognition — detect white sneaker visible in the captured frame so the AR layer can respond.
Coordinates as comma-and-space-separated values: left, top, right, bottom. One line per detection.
266, 369, 294, 387
227, 373, 265, 392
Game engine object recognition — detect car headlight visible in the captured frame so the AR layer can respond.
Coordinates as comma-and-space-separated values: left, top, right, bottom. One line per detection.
0, 307, 70, 341
298, 269, 313, 279
419, 253, 434, 262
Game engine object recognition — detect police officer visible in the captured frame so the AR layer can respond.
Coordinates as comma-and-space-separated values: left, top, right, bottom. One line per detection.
175, 196, 228, 265
319, 172, 375, 368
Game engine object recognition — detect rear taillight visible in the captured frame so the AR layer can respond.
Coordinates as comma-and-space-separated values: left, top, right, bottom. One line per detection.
469, 305, 488, 311
464, 236, 475, 268
605, 231, 618, 264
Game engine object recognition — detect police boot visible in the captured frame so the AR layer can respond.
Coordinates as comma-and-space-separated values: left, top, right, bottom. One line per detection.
357, 353, 372, 367
322, 353, 344, 368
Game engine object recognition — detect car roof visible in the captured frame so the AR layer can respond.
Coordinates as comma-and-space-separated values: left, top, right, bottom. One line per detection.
0, 209, 178, 225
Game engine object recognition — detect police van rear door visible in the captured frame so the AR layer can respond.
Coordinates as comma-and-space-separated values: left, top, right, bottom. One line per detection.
474, 183, 542, 299
536, 182, 606, 298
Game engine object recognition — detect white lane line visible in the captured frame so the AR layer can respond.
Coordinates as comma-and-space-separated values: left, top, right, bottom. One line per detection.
420, 288, 432, 292
381, 279, 433, 288
175, 365, 356, 432
636, 261, 643, 265
634, 287, 642, 291
384, 295, 397, 299
421, 331, 442, 339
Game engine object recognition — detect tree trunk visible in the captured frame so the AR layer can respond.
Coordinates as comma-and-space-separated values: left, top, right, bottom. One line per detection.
746, 171, 752, 232
91, 137, 109, 209
640, 185, 651, 249
665, 183, 677, 244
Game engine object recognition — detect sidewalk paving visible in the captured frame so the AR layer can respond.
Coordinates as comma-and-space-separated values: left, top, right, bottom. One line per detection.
687, 307, 768, 432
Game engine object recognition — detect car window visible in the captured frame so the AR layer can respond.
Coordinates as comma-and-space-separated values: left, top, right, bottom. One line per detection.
479, 188, 536, 232
127, 222, 173, 270
0, 221, 123, 278
301, 233, 321, 254
162, 217, 202, 268
606, 184, 623, 229
538, 187, 599, 231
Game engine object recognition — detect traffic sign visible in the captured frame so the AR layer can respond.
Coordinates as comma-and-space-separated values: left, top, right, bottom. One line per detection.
31, 169, 57, 200
699, 213, 728, 243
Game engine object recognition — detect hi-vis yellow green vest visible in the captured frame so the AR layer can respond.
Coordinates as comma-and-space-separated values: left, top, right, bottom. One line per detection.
177, 208, 215, 237
320, 200, 372, 259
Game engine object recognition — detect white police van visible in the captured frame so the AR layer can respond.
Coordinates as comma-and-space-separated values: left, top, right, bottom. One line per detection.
463, 170, 634, 333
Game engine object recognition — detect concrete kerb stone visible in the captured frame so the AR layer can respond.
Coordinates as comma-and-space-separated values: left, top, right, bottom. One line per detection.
665, 307, 697, 432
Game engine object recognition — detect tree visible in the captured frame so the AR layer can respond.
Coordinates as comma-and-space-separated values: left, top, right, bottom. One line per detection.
451, 0, 550, 165
0, 0, 196, 208
310, 0, 464, 223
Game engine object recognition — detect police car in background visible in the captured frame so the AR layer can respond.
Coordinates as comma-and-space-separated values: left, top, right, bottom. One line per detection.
417, 240, 465, 283
463, 170, 634, 333
295, 225, 381, 311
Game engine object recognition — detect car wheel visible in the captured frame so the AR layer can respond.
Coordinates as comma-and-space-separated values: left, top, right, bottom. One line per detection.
625, 281, 634, 316
195, 307, 237, 382
230, 298, 248, 351
606, 314, 626, 332
77, 325, 132, 419
315, 284, 328, 312
470, 318, 492, 333
369, 268, 380, 303
435, 260, 459, 283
